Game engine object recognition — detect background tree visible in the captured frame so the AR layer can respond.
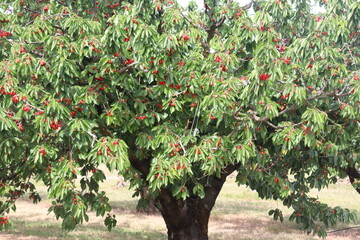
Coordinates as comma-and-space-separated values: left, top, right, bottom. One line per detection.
0, 0, 359, 239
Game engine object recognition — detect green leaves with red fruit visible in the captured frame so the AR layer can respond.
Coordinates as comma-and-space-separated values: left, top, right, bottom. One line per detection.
0, 0, 359, 238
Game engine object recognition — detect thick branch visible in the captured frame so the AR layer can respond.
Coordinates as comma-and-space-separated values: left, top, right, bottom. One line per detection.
1, 172, 19, 182
203, 163, 239, 210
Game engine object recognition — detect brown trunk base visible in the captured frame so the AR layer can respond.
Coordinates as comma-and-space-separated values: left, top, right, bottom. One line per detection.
156, 165, 239, 240
159, 196, 209, 240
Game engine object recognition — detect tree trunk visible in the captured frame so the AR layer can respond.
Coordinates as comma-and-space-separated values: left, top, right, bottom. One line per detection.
157, 165, 239, 240
346, 166, 360, 194
157, 193, 210, 240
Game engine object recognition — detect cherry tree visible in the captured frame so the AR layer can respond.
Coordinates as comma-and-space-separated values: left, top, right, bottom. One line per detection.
0, 0, 359, 239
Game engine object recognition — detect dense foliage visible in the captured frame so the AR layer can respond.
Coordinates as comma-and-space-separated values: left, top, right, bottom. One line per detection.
0, 0, 359, 238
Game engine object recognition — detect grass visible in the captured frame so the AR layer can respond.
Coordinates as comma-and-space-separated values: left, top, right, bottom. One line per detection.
1, 173, 360, 240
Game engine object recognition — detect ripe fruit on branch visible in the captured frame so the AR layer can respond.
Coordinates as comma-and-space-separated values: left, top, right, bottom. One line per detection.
22, 106, 31, 112
39, 149, 46, 156
50, 120, 62, 130
259, 73, 270, 81
158, 81, 166, 85
0, 216, 8, 225
125, 59, 134, 64
0, 31, 12, 37
215, 55, 222, 63
20, 47, 27, 53
12, 95, 19, 103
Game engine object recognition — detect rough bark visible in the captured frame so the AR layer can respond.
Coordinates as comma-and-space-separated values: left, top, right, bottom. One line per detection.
156, 164, 239, 240
346, 166, 360, 194
157, 189, 211, 240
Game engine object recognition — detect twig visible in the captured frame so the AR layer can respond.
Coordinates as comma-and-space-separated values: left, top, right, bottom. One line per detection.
241, 0, 254, 10
117, 61, 139, 74
178, 140, 187, 156
25, 20, 35, 27
22, 99, 44, 112
87, 131, 97, 147
265, 121, 302, 129
24, 40, 44, 44
29, 50, 45, 58
23, 7, 40, 13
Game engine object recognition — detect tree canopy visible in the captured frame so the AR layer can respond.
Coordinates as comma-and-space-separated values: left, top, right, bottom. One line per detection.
0, 0, 359, 239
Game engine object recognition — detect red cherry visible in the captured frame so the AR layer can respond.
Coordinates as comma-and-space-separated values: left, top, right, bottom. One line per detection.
39, 149, 46, 156
259, 73, 270, 81
158, 81, 166, 85
22, 106, 31, 112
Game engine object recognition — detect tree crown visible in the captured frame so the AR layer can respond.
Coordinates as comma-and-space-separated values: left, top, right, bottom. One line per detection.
0, 0, 359, 237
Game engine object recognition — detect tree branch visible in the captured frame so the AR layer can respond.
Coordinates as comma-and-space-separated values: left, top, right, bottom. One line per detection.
22, 99, 44, 112
24, 40, 44, 44
203, 163, 239, 210
117, 61, 139, 74
346, 166, 360, 195
243, 0, 254, 10
23, 7, 40, 13
86, 131, 97, 147
180, 12, 201, 29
